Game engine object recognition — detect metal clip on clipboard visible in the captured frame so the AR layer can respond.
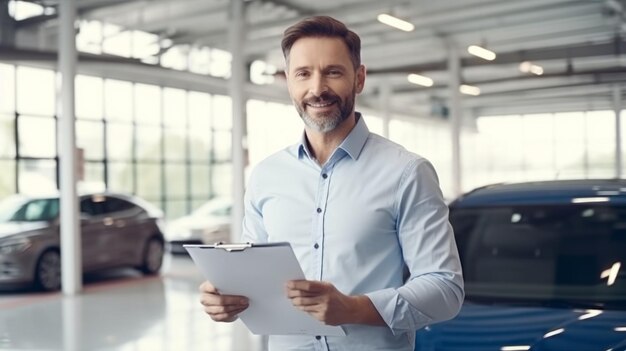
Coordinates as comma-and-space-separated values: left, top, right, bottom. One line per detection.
210, 242, 252, 252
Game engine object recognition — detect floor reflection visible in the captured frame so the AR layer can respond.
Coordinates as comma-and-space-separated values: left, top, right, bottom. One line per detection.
0, 254, 264, 351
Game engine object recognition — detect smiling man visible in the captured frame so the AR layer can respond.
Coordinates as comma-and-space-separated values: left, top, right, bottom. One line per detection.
199, 16, 464, 351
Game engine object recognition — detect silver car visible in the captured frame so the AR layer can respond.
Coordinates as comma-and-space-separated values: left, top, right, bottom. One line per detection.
165, 197, 231, 254
0, 193, 166, 291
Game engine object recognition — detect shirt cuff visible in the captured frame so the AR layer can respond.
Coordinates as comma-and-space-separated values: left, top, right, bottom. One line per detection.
365, 288, 433, 335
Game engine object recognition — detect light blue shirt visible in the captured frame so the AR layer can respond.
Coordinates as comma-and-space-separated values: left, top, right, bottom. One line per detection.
242, 113, 464, 351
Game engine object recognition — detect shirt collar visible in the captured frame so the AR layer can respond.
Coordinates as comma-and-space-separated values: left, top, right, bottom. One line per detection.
297, 112, 370, 161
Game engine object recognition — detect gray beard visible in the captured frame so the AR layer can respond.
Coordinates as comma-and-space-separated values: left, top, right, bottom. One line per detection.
295, 92, 355, 133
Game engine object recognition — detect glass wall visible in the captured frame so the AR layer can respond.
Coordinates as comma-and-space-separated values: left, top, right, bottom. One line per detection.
0, 62, 230, 219
2, 58, 623, 215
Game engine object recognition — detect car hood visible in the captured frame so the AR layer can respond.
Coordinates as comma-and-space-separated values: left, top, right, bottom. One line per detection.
0, 222, 51, 240
416, 301, 626, 351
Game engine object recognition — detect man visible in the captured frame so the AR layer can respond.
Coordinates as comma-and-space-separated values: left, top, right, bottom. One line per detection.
200, 16, 464, 351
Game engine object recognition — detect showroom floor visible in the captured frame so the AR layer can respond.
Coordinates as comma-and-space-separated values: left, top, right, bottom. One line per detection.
0, 254, 266, 351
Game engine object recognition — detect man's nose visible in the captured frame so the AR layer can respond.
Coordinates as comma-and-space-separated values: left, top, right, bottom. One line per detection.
309, 76, 328, 97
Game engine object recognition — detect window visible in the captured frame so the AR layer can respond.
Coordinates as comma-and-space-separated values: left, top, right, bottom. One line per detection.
108, 162, 133, 194
0, 114, 15, 157
16, 66, 55, 116
18, 115, 56, 158
18, 159, 56, 195
104, 79, 133, 122
76, 120, 104, 160
76, 75, 103, 120
0, 160, 16, 197
80, 196, 107, 216
0, 63, 15, 113
12, 198, 59, 221
106, 123, 133, 161
451, 204, 626, 306
105, 196, 137, 214
135, 83, 162, 125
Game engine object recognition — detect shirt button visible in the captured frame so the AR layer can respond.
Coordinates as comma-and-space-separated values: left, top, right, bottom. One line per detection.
316, 208, 322, 213
315, 335, 321, 340
314, 243, 319, 249
322, 173, 328, 179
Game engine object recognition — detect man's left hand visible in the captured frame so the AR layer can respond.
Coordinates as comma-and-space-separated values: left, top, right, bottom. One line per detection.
286, 280, 385, 326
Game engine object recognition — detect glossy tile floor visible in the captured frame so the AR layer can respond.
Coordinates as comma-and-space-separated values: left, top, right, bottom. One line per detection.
0, 254, 266, 351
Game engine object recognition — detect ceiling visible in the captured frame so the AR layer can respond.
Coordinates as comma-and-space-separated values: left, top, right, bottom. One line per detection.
2, 0, 626, 120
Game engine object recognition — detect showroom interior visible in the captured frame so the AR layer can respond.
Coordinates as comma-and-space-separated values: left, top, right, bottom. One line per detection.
0, 0, 625, 350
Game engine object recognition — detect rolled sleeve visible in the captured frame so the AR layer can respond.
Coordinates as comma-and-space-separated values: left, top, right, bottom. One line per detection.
368, 158, 464, 334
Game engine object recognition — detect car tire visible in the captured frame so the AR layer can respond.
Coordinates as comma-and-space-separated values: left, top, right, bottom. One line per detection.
35, 249, 62, 291
140, 237, 164, 275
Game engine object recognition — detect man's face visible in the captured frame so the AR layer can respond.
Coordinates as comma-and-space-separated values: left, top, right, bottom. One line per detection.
285, 37, 365, 133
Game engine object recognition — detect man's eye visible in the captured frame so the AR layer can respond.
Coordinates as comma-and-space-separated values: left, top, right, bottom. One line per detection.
328, 70, 342, 76
296, 71, 309, 78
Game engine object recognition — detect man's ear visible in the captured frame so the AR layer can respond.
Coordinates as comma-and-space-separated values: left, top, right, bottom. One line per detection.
355, 64, 366, 93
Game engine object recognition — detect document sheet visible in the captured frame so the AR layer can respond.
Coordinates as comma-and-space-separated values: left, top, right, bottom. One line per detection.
185, 242, 345, 336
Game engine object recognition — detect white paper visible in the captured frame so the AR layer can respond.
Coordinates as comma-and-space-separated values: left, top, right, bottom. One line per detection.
185, 243, 345, 336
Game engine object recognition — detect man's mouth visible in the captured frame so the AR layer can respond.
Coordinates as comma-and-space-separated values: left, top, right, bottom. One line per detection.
307, 101, 334, 108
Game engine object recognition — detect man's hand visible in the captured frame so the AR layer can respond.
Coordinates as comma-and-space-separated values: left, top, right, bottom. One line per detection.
199, 281, 249, 322
286, 280, 385, 326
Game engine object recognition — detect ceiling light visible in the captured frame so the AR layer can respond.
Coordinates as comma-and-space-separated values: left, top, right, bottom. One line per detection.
519, 61, 544, 75
459, 84, 480, 96
467, 45, 496, 61
377, 14, 414, 32
408, 73, 433, 87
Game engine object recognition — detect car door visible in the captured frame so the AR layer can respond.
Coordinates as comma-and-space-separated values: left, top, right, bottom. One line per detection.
102, 196, 147, 265
79, 195, 113, 270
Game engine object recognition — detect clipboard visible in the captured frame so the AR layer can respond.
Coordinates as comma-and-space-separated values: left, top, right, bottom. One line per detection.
184, 242, 345, 336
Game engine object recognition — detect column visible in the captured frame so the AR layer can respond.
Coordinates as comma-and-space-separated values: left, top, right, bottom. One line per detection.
59, 0, 82, 295
229, 0, 246, 242
614, 84, 623, 178
448, 41, 462, 197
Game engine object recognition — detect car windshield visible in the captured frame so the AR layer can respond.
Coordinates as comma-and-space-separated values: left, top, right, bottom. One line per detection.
0, 198, 60, 222
451, 204, 626, 309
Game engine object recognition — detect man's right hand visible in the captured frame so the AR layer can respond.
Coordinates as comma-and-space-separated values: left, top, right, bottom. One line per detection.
199, 281, 249, 322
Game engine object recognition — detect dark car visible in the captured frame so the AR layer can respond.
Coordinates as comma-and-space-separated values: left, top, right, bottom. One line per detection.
0, 192, 166, 291
416, 179, 626, 351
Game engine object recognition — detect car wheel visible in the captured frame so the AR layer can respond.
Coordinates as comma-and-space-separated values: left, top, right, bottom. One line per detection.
35, 250, 61, 291
140, 237, 164, 275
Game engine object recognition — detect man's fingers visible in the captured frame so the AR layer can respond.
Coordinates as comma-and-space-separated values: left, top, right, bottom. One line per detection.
201, 294, 248, 307
286, 288, 319, 298
199, 281, 218, 293
203, 304, 249, 315
290, 296, 319, 307
287, 280, 327, 292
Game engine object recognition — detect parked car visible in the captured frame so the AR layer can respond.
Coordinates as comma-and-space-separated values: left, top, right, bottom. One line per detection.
165, 197, 231, 254
416, 179, 626, 351
0, 192, 166, 291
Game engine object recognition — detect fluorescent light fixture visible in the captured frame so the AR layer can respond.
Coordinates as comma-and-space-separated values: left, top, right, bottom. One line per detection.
377, 14, 415, 32
600, 262, 621, 286
571, 197, 610, 203
543, 328, 564, 338
578, 309, 603, 320
468, 45, 496, 61
459, 84, 480, 96
615, 327, 626, 332
408, 73, 434, 87
501, 346, 531, 351
519, 61, 544, 75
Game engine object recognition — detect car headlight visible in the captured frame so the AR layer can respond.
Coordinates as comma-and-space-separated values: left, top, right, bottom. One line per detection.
0, 238, 32, 254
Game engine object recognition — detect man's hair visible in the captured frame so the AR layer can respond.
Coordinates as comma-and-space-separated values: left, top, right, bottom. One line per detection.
281, 16, 361, 70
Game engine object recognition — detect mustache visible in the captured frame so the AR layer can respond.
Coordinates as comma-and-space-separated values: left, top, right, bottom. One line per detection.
303, 91, 340, 105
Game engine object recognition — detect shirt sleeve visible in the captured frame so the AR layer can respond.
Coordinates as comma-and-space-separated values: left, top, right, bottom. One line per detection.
365, 158, 465, 334
241, 169, 269, 244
